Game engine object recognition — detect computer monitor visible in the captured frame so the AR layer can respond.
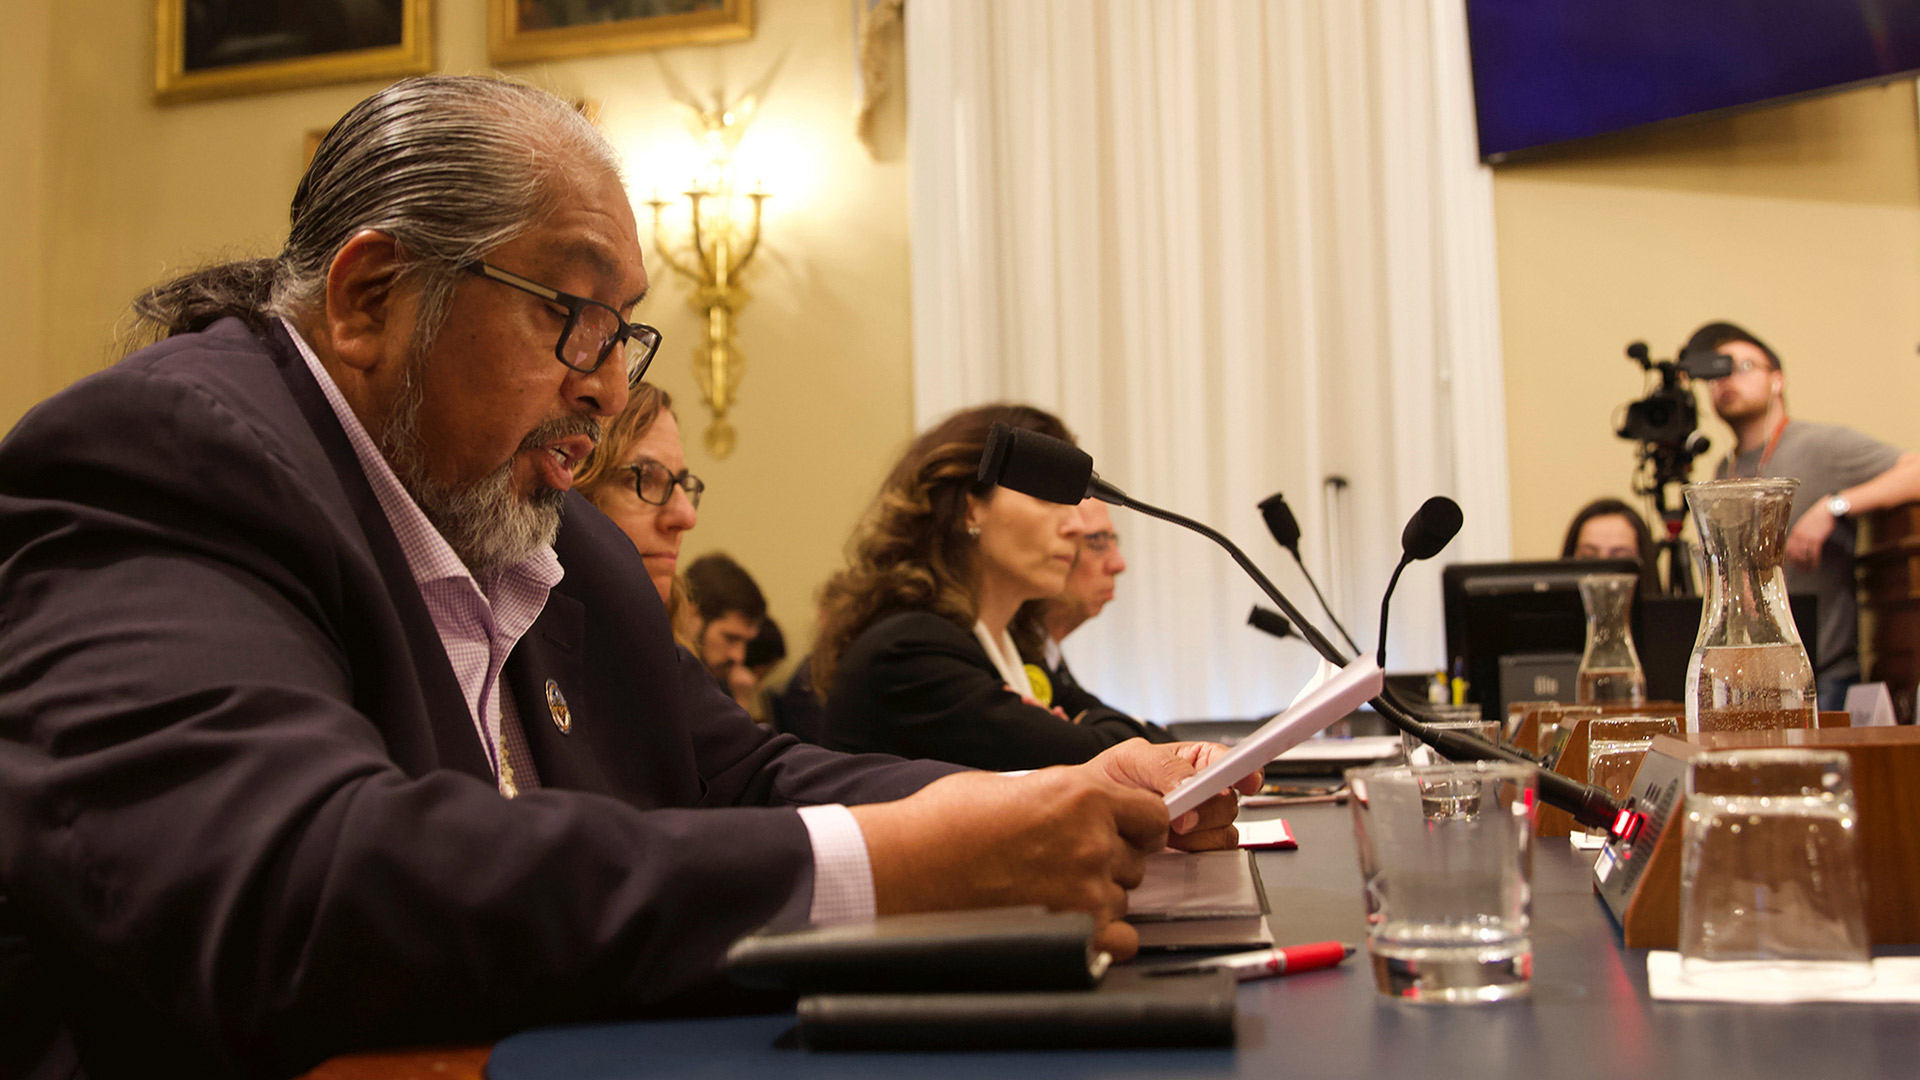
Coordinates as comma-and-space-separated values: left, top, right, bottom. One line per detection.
1441, 559, 1640, 723
1442, 560, 1822, 722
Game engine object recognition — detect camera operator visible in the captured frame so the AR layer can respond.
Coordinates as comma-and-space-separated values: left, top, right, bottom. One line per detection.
1689, 320, 1920, 710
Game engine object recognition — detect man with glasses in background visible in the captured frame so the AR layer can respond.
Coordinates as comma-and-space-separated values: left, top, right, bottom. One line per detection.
1038, 500, 1166, 735
0, 77, 1252, 1079
1691, 320, 1920, 709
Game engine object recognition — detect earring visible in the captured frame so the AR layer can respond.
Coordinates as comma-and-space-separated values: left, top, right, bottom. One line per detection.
967, 526, 982, 538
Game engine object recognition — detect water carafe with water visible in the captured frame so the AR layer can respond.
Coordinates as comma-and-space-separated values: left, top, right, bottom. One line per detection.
1682, 478, 1816, 732
1575, 572, 1646, 705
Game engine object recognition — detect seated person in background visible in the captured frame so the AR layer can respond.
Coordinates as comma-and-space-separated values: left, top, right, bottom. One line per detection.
815, 404, 1173, 770
1039, 500, 1164, 732
772, 651, 830, 744
730, 617, 787, 722
0, 76, 1254, 1078
574, 382, 703, 647
1560, 497, 1660, 596
686, 552, 769, 688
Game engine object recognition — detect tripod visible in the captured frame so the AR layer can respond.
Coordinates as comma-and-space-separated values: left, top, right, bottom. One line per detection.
1634, 436, 1704, 597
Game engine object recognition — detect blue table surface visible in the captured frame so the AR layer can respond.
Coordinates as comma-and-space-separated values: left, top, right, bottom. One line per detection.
485, 803, 1920, 1080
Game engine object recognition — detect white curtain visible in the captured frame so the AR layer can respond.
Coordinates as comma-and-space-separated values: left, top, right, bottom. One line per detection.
907, 0, 1510, 720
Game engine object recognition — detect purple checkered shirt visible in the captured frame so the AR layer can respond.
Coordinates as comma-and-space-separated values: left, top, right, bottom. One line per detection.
285, 322, 873, 924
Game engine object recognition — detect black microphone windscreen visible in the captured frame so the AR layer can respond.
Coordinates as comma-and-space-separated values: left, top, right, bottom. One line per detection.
1401, 496, 1464, 561
1247, 606, 1294, 640
977, 423, 1015, 486
1257, 493, 1301, 554
987, 426, 1094, 506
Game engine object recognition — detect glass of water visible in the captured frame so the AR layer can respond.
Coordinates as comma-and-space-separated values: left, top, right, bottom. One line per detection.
1347, 761, 1538, 1003
1402, 719, 1502, 768
1678, 748, 1872, 992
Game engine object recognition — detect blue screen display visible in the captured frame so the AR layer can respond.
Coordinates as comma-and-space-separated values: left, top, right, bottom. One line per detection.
1466, 0, 1920, 161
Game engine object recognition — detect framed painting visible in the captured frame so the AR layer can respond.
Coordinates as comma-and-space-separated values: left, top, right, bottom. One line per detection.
154, 0, 434, 105
488, 0, 752, 65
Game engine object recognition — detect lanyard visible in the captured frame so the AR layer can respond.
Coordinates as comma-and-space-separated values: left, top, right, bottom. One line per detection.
1737, 412, 1789, 477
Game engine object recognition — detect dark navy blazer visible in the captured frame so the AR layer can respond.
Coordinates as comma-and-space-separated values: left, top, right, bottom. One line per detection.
0, 319, 955, 1079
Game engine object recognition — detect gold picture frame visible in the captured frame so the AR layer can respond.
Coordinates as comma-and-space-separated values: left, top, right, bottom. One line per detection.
488, 0, 752, 65
155, 0, 434, 106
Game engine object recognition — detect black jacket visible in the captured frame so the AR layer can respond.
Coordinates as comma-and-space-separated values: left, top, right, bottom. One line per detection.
824, 610, 1170, 770
0, 319, 956, 1078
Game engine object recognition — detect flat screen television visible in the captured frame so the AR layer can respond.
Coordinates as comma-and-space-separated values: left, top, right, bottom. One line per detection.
1465, 0, 1920, 162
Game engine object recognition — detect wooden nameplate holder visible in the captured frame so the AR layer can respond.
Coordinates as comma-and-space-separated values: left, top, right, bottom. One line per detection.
1509, 703, 1683, 838
1595, 724, 1920, 949
1520, 705, 1841, 838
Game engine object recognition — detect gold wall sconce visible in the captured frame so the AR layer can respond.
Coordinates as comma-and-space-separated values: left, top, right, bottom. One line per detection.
644, 81, 772, 459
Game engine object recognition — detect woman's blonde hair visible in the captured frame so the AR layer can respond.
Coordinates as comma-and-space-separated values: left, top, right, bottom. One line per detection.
812, 403, 1074, 697
574, 383, 673, 494
574, 383, 695, 644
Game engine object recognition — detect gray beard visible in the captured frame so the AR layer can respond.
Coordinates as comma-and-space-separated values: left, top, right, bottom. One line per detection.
380, 352, 576, 576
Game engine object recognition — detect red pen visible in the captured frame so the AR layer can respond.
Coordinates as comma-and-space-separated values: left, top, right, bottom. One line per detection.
1148, 940, 1355, 981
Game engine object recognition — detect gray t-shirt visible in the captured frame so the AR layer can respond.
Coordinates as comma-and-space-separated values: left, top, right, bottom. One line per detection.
1715, 420, 1903, 677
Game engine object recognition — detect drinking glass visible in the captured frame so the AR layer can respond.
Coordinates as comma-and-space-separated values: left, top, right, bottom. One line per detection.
1347, 761, 1537, 1003
1678, 748, 1872, 993
1402, 719, 1502, 768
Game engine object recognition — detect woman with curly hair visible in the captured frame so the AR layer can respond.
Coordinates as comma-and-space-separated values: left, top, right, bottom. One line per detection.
814, 404, 1170, 769
573, 383, 703, 647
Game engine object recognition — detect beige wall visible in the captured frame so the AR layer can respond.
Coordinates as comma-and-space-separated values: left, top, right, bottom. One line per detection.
1, 0, 914, 658
1494, 83, 1920, 562
1, 2, 54, 429
15, 6, 1919, 645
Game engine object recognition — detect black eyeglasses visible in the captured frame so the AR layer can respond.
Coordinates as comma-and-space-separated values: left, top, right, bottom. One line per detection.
1083, 530, 1120, 553
1708, 356, 1771, 380
624, 460, 704, 510
466, 261, 661, 386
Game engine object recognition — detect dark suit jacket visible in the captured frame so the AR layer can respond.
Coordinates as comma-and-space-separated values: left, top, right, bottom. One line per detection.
769, 655, 831, 746
1045, 650, 1134, 724
823, 611, 1170, 771
0, 319, 958, 1079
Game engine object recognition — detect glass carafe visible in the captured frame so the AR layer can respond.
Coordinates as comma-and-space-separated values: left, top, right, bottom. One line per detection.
1682, 478, 1815, 733
1576, 572, 1647, 705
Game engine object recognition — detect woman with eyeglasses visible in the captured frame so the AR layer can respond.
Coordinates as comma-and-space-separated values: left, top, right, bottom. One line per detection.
811, 403, 1170, 771
573, 384, 705, 643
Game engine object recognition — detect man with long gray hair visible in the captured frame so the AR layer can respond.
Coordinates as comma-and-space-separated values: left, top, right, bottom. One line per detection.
0, 76, 1252, 1078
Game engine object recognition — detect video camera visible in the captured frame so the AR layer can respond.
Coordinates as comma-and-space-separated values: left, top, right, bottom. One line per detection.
1612, 340, 1734, 596
1615, 341, 1732, 446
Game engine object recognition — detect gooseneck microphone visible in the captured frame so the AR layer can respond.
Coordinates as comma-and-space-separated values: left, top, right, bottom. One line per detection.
1375, 496, 1466, 668
976, 424, 1098, 506
1247, 606, 1296, 642
1256, 493, 1302, 552
1257, 493, 1362, 656
977, 423, 1628, 833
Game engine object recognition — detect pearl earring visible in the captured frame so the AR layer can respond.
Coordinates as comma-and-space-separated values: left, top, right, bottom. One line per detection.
967, 526, 982, 538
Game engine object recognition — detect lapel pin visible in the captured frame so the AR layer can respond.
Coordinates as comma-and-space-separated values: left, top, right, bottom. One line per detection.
545, 679, 572, 734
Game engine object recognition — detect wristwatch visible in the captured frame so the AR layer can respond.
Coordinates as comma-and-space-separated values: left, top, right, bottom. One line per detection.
1826, 493, 1852, 519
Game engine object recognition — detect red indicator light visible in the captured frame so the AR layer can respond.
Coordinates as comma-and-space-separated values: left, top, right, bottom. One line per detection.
1610, 809, 1644, 845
